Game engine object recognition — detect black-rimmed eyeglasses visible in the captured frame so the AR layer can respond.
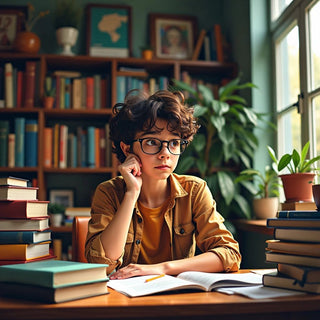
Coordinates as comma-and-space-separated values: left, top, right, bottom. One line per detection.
131, 138, 189, 155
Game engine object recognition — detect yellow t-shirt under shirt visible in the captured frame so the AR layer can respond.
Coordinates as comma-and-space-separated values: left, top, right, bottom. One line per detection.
137, 200, 171, 264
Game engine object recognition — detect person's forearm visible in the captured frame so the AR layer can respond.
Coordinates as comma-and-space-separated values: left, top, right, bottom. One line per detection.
162, 252, 224, 275
100, 191, 137, 260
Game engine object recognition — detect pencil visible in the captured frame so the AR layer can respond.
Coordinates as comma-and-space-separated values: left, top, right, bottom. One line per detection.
145, 274, 165, 283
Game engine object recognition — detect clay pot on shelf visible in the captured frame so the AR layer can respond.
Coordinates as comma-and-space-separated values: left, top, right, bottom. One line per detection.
43, 96, 55, 109
142, 49, 153, 60
13, 31, 41, 54
253, 197, 279, 219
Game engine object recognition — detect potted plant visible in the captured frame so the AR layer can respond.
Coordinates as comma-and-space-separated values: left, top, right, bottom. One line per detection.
43, 87, 55, 109
235, 166, 280, 219
140, 45, 153, 60
54, 0, 82, 55
48, 203, 65, 227
268, 141, 320, 203
172, 76, 265, 220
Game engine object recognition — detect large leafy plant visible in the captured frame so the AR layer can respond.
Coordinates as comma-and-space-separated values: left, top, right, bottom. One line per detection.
172, 77, 264, 219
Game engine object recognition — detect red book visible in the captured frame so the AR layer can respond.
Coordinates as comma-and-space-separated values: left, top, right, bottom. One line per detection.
16, 71, 24, 108
214, 24, 224, 62
86, 77, 94, 109
0, 200, 49, 219
0, 254, 55, 266
23, 61, 36, 108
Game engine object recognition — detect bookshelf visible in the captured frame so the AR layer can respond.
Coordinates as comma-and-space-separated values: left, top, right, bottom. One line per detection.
0, 52, 238, 206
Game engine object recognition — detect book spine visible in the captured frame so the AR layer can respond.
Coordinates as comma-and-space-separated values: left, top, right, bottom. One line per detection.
23, 61, 36, 108
99, 127, 106, 167
16, 70, 24, 108
0, 66, 4, 108
0, 244, 28, 259
0, 231, 33, 244
25, 119, 38, 167
72, 78, 82, 109
192, 29, 207, 60
86, 77, 94, 109
14, 117, 25, 167
59, 124, 68, 168
4, 62, 13, 108
116, 76, 126, 103
214, 24, 224, 63
277, 211, 320, 219
7, 133, 15, 168
0, 120, 9, 166
95, 127, 100, 168
94, 75, 101, 109
87, 126, 95, 168
59, 77, 65, 109
44, 127, 53, 168
53, 123, 59, 168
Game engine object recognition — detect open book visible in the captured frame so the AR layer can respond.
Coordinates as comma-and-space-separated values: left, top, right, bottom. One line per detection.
108, 271, 263, 297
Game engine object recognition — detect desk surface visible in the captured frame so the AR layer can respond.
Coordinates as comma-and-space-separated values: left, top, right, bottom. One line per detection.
1, 287, 320, 320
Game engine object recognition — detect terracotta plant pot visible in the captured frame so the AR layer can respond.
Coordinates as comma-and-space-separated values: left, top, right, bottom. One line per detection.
253, 197, 279, 219
142, 49, 153, 60
312, 184, 320, 210
13, 31, 41, 54
280, 173, 315, 203
43, 96, 55, 109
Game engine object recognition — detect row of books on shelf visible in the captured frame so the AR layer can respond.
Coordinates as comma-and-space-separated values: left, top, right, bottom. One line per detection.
0, 61, 39, 109
44, 123, 112, 169
0, 118, 38, 167
0, 176, 109, 303
44, 71, 109, 110
263, 205, 320, 294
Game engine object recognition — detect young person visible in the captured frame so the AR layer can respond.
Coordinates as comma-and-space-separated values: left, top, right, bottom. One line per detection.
85, 90, 241, 279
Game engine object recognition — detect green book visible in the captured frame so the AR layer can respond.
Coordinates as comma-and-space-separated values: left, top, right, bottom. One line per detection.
0, 260, 108, 288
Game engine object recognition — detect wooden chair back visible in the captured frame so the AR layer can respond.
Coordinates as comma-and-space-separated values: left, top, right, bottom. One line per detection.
72, 216, 90, 262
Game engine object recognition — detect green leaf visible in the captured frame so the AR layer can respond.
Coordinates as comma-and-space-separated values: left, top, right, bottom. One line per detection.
193, 104, 208, 117
218, 125, 234, 145
233, 194, 252, 219
196, 158, 207, 175
291, 149, 300, 172
242, 107, 258, 125
211, 100, 229, 116
172, 79, 198, 97
175, 156, 194, 174
210, 115, 225, 132
198, 84, 214, 104
192, 134, 206, 153
278, 154, 292, 172
217, 171, 235, 205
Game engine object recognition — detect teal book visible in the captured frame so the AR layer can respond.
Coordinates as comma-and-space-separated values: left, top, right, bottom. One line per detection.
116, 76, 126, 103
25, 119, 38, 167
14, 117, 25, 167
0, 230, 51, 244
0, 260, 108, 288
276, 210, 320, 219
87, 126, 95, 168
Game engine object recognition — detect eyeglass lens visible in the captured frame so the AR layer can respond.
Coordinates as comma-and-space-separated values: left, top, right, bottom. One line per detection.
140, 138, 186, 155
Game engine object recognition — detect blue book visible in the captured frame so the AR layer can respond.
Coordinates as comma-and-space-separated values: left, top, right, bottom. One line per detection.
116, 76, 126, 103
0, 260, 108, 288
64, 77, 71, 109
25, 119, 38, 167
14, 117, 25, 167
87, 126, 95, 168
0, 230, 51, 244
276, 210, 320, 219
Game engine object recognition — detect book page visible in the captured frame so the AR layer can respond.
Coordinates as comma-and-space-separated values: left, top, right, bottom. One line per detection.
177, 271, 263, 291
108, 274, 205, 297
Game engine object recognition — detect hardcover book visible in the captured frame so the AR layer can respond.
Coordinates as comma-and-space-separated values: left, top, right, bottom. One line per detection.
274, 228, 320, 243
0, 217, 49, 231
0, 279, 108, 303
267, 217, 320, 228
0, 120, 9, 167
265, 251, 320, 268
108, 271, 262, 298
0, 242, 50, 260
23, 61, 36, 108
276, 210, 320, 219
0, 176, 28, 187
280, 202, 317, 211
266, 240, 320, 257
278, 263, 320, 284
0, 260, 108, 288
0, 254, 55, 266
14, 117, 25, 167
0, 185, 38, 201
263, 271, 320, 294
0, 200, 48, 218
0, 230, 51, 244
25, 119, 38, 167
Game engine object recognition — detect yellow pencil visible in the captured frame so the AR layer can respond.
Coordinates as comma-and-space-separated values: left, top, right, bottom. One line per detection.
145, 274, 165, 283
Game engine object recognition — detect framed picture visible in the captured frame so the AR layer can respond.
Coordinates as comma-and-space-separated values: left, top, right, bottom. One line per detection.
86, 4, 132, 58
0, 6, 27, 51
149, 13, 198, 60
49, 189, 74, 208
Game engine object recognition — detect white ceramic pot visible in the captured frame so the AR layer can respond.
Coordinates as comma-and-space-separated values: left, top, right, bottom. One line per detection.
56, 27, 79, 56
253, 197, 279, 219
50, 213, 64, 227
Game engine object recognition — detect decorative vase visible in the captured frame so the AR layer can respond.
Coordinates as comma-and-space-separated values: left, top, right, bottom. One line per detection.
253, 197, 279, 219
56, 27, 79, 56
13, 31, 41, 54
280, 173, 315, 203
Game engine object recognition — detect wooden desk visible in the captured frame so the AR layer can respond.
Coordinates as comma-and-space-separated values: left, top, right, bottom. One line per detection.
0, 287, 319, 320
233, 219, 274, 236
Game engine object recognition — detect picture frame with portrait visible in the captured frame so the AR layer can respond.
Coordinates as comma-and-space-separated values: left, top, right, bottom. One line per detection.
86, 4, 132, 58
149, 13, 198, 60
49, 189, 74, 208
0, 6, 27, 51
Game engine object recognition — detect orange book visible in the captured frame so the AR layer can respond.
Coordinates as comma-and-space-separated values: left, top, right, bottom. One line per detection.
86, 77, 94, 109
0, 242, 50, 260
214, 24, 224, 62
192, 29, 206, 60
59, 124, 68, 169
44, 127, 52, 167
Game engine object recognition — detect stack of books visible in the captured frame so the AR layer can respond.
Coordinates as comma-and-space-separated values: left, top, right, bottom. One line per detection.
0, 176, 53, 265
0, 260, 109, 303
263, 207, 320, 294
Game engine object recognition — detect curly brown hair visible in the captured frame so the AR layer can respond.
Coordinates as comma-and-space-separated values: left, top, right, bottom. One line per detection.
110, 90, 199, 163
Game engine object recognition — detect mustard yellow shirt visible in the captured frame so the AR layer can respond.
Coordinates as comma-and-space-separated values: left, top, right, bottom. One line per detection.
85, 173, 241, 274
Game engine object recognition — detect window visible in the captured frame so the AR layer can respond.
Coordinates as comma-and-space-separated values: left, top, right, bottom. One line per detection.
271, 0, 320, 161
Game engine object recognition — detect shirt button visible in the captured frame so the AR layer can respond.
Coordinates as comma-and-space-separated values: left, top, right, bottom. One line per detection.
180, 228, 185, 234
138, 217, 142, 223
135, 239, 141, 245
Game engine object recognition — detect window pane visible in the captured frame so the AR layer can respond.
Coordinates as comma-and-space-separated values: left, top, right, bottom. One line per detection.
271, 0, 293, 21
312, 95, 320, 155
309, 1, 320, 90
277, 109, 301, 154
276, 25, 300, 111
